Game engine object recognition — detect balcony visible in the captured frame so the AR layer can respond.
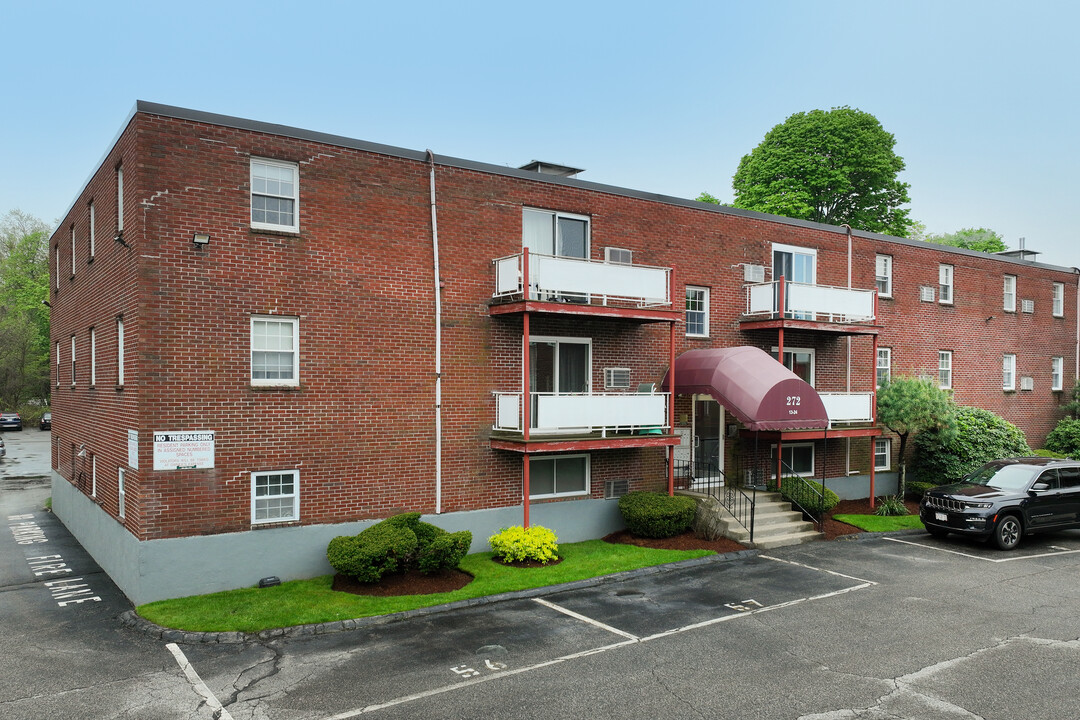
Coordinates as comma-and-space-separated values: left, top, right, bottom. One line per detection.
490, 251, 678, 322
741, 279, 879, 335
491, 391, 679, 453
818, 392, 875, 427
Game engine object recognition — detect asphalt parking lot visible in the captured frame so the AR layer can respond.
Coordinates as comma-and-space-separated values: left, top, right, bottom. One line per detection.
0, 426, 52, 480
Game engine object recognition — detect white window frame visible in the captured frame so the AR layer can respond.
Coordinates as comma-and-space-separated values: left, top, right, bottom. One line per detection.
875, 254, 893, 298
88, 200, 96, 259
772, 242, 818, 284
56, 341, 61, 387
1003, 353, 1016, 391
1052, 356, 1064, 392
874, 438, 891, 471
70, 226, 76, 276
117, 467, 126, 519
685, 286, 709, 337
251, 315, 299, 387
1053, 282, 1065, 317
250, 158, 300, 233
116, 165, 124, 234
70, 335, 76, 386
772, 346, 816, 386
55, 244, 60, 290
89, 327, 96, 386
876, 347, 892, 387
528, 454, 590, 499
1003, 275, 1016, 312
939, 264, 954, 305
251, 470, 300, 524
91, 454, 97, 498
938, 350, 952, 390
522, 207, 591, 258
116, 316, 125, 387
770, 443, 815, 478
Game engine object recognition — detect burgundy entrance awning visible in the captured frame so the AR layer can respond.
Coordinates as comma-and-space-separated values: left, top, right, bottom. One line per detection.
661, 347, 828, 431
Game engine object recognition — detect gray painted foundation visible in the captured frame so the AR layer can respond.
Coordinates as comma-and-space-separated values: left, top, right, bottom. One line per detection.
51, 474, 626, 605
826, 471, 899, 500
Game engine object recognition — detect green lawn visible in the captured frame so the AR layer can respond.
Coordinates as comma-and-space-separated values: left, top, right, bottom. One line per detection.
832, 514, 925, 532
137, 540, 716, 634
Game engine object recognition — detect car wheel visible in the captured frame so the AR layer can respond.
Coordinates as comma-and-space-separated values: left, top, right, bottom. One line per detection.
927, 526, 949, 539
993, 515, 1022, 551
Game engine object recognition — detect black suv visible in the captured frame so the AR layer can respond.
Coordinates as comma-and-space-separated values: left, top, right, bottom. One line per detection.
920, 457, 1080, 550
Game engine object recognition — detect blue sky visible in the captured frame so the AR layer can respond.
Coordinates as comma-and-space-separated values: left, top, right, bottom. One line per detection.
4, 0, 1077, 266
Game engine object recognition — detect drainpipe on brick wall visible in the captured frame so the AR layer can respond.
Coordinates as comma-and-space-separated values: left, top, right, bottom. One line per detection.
843, 224, 853, 475
427, 150, 443, 514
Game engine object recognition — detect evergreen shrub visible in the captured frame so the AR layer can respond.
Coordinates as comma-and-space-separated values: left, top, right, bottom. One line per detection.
617, 491, 696, 538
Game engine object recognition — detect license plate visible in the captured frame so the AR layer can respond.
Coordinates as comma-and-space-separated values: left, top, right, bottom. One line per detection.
935, 512, 948, 522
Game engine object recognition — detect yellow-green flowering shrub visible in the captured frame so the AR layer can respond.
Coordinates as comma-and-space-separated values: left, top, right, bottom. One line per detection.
488, 525, 559, 564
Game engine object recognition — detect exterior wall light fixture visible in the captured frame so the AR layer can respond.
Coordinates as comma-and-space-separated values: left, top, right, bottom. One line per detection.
192, 233, 210, 246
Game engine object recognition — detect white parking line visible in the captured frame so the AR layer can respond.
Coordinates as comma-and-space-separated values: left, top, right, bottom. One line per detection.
885, 536, 1080, 562
166, 642, 234, 720
532, 597, 639, 639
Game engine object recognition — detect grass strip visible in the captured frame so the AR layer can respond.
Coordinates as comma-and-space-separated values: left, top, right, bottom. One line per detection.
832, 514, 925, 532
137, 540, 714, 634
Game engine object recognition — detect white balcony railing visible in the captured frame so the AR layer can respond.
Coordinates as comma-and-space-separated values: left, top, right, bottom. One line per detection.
494, 251, 671, 307
493, 391, 669, 436
745, 280, 876, 323
819, 392, 875, 426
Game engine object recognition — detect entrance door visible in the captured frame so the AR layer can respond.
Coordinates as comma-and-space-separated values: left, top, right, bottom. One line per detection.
773, 244, 816, 319
529, 337, 590, 431
692, 396, 724, 484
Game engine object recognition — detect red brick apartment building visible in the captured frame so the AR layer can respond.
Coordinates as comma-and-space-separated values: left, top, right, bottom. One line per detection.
49, 102, 1079, 603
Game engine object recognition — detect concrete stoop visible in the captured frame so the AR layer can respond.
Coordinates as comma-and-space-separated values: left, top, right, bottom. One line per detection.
680, 489, 823, 550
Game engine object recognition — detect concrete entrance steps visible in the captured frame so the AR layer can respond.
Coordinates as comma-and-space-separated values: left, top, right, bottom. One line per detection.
679, 489, 823, 550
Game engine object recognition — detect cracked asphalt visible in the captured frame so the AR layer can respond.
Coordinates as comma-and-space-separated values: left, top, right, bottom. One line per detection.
3, 453, 1080, 718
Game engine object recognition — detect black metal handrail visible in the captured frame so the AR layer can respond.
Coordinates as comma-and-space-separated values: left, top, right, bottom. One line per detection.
769, 462, 826, 526
674, 459, 756, 542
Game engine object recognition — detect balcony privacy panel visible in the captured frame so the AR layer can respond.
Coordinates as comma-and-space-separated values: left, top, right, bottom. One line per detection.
535, 394, 666, 431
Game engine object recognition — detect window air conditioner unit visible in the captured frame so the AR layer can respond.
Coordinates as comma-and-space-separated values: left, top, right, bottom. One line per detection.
605, 247, 633, 264
604, 367, 631, 389
1021, 299, 1034, 314
919, 286, 935, 302
604, 479, 630, 499
1020, 376, 1034, 391
744, 264, 765, 283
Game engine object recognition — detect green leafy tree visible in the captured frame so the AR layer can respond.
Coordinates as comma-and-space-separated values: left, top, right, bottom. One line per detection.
1045, 417, 1080, 457
925, 227, 1007, 253
732, 107, 912, 237
1059, 379, 1080, 419
876, 375, 957, 497
696, 191, 722, 205
912, 406, 1030, 486
0, 210, 52, 408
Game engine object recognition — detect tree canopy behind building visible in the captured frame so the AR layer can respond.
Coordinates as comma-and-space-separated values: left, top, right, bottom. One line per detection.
0, 210, 52, 408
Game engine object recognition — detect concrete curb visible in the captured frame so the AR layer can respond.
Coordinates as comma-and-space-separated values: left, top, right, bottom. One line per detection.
120, 548, 761, 645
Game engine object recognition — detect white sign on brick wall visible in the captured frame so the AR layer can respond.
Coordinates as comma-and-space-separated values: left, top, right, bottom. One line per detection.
153, 431, 215, 470
127, 430, 138, 469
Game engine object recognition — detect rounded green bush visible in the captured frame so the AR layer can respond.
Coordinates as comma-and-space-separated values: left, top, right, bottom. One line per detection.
913, 405, 1030, 486
417, 530, 472, 574
1033, 448, 1070, 459
776, 478, 840, 514
488, 525, 559, 564
617, 491, 697, 538
1045, 418, 1080, 458
905, 480, 936, 498
327, 522, 417, 583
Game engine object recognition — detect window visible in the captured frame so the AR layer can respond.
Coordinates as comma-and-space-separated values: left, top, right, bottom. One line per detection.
250, 159, 299, 232
1003, 354, 1016, 391
772, 346, 815, 385
88, 201, 95, 259
770, 443, 814, 477
116, 316, 125, 387
1003, 275, 1016, 312
874, 438, 891, 471
55, 341, 61, 387
773, 243, 817, 319
938, 351, 952, 389
251, 470, 299, 523
91, 455, 97, 498
685, 286, 709, 337
70, 226, 76, 276
70, 335, 76, 385
116, 165, 124, 235
251, 316, 299, 386
875, 254, 893, 297
522, 208, 589, 259
89, 327, 96, 386
55, 244, 60, 290
876, 347, 892, 387
938, 264, 953, 304
1053, 356, 1064, 392
529, 455, 589, 498
1053, 282, 1065, 317
117, 467, 126, 519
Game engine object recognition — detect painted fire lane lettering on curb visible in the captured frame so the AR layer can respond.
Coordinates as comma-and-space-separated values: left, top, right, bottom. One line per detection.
7, 514, 102, 607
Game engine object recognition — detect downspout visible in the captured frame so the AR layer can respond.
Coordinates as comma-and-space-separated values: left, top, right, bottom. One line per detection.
842, 224, 852, 476
426, 150, 443, 514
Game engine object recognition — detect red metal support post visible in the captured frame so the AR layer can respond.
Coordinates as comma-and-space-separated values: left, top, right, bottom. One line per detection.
522, 253, 532, 526
668, 275, 676, 496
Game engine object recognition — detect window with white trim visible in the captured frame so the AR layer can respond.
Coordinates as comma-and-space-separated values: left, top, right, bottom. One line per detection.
522, 208, 589, 259
1003, 354, 1016, 391
251, 316, 299, 386
251, 159, 299, 232
1052, 356, 1064, 392
875, 254, 893, 297
91, 454, 97, 498
55, 244, 60, 290
55, 341, 61, 387
770, 443, 814, 477
116, 316, 124, 387
939, 264, 953, 305
117, 467, 126, 519
529, 454, 589, 498
1053, 282, 1065, 317
89, 327, 96, 386
1003, 275, 1016, 312
70, 225, 76, 276
70, 335, 76, 386
251, 470, 300, 523
876, 347, 892, 387
938, 350, 952, 390
772, 346, 815, 386
116, 165, 124, 235
88, 200, 96, 259
685, 286, 709, 337
874, 438, 891, 471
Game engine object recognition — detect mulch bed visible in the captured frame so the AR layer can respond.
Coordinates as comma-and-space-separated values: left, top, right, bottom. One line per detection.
823, 497, 921, 540
603, 529, 747, 553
